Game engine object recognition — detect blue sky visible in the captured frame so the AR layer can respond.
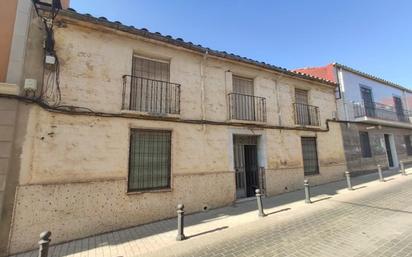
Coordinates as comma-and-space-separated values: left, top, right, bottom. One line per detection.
71, 0, 412, 87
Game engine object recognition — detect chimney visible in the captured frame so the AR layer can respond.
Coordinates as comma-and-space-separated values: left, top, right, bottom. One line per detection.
60, 0, 70, 9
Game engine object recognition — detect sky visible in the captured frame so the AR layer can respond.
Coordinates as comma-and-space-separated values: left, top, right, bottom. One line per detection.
70, 0, 412, 88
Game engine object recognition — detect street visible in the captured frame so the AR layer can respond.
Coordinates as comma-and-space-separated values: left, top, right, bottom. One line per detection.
147, 174, 412, 257
11, 171, 412, 257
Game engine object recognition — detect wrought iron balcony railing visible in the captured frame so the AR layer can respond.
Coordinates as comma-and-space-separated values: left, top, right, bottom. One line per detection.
122, 75, 180, 115
228, 93, 266, 122
353, 101, 410, 123
293, 103, 320, 126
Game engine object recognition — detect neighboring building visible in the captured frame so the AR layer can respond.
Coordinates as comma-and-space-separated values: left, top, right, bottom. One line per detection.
295, 63, 412, 174
0, 2, 348, 255
0, 0, 39, 255
0, 0, 70, 255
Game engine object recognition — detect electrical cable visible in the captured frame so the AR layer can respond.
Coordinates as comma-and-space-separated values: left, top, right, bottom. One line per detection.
0, 93, 340, 132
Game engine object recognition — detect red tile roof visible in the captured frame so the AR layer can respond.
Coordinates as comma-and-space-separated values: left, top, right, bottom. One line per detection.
293, 64, 336, 83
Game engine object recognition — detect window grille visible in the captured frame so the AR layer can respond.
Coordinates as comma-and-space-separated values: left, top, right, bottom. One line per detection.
128, 129, 171, 191
301, 137, 319, 175
359, 131, 372, 158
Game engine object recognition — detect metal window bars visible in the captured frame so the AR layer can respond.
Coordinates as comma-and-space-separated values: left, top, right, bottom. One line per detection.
353, 101, 411, 123
122, 75, 180, 115
301, 137, 320, 176
128, 129, 172, 191
293, 103, 320, 126
228, 93, 266, 122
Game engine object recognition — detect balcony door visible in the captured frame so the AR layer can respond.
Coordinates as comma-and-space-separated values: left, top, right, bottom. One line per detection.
360, 86, 375, 117
295, 89, 310, 125
232, 76, 255, 120
130, 56, 170, 113
393, 96, 405, 121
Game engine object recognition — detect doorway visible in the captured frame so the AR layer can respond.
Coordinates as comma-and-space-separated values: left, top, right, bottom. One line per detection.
384, 134, 398, 168
233, 135, 261, 199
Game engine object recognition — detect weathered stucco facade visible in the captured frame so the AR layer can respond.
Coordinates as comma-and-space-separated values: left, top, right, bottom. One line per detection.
2, 9, 348, 255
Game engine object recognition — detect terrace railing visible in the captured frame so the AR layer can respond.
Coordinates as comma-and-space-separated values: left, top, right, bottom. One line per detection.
294, 103, 320, 126
353, 101, 410, 123
122, 75, 180, 115
228, 93, 266, 122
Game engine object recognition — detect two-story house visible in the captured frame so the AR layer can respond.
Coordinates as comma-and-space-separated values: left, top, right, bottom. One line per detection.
295, 63, 412, 174
0, 2, 348, 255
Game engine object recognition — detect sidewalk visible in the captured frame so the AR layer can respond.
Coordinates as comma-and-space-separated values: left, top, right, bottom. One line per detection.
10, 168, 409, 257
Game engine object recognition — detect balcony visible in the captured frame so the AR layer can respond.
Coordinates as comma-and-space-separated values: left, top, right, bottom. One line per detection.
353, 102, 410, 123
228, 93, 266, 122
122, 75, 180, 115
293, 103, 320, 126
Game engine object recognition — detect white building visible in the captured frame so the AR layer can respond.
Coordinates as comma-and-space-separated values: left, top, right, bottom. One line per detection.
296, 63, 412, 173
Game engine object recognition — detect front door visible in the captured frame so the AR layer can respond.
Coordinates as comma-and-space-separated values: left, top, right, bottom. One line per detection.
233, 136, 259, 198
360, 87, 375, 117
384, 134, 394, 167
244, 145, 259, 197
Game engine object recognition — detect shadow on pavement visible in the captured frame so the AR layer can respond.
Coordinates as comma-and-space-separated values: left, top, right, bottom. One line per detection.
332, 200, 412, 214
311, 196, 332, 203
187, 226, 229, 239
266, 208, 291, 216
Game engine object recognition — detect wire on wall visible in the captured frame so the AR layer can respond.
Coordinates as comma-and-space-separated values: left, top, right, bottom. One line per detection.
32, 0, 62, 106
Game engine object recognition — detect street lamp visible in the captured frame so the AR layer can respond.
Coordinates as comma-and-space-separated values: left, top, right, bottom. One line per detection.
32, 0, 62, 20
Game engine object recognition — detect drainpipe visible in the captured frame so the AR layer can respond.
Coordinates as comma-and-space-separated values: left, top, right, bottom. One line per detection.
274, 78, 282, 126
200, 50, 208, 123
336, 67, 349, 121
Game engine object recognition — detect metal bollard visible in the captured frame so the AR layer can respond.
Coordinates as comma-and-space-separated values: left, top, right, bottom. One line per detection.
255, 189, 266, 217
176, 204, 186, 241
304, 179, 311, 204
345, 171, 353, 190
400, 161, 406, 176
38, 231, 51, 257
377, 164, 384, 182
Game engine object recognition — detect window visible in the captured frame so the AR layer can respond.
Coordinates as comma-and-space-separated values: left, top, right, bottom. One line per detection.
359, 131, 372, 158
128, 129, 171, 191
301, 137, 319, 175
405, 135, 412, 156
